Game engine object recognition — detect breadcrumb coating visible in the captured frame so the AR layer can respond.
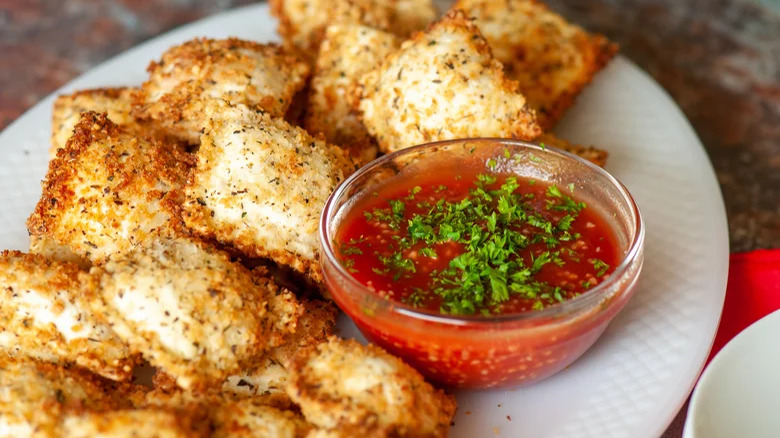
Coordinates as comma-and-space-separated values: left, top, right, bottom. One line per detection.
304, 24, 400, 164
134, 38, 309, 144
61, 407, 210, 438
28, 235, 91, 269
0, 358, 130, 438
0, 251, 138, 381
267, 299, 338, 369
270, 0, 436, 60
222, 298, 337, 409
141, 370, 313, 437
181, 102, 356, 283
287, 337, 456, 437
89, 235, 301, 390
50, 88, 139, 158
453, 0, 617, 129
27, 112, 192, 265
211, 399, 311, 438
222, 357, 292, 408
356, 10, 541, 153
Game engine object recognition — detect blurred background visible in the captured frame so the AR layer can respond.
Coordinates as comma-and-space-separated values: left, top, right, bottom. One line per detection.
0, 0, 778, 436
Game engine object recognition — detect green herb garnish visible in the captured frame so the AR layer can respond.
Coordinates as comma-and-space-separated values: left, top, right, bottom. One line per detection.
591, 259, 610, 277
360, 176, 593, 315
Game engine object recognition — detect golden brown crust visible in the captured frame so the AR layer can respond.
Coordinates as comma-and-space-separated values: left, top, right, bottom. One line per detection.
61, 407, 211, 438
211, 398, 312, 438
356, 10, 541, 153
51, 88, 131, 157
221, 298, 336, 409
287, 337, 457, 437
0, 358, 133, 436
49, 87, 181, 158
304, 24, 400, 165
270, 0, 435, 60
268, 299, 338, 369
133, 37, 310, 144
88, 235, 302, 390
536, 133, 609, 167
221, 356, 294, 409
0, 251, 139, 381
28, 235, 92, 269
180, 102, 356, 284
453, 0, 618, 129
26, 112, 192, 265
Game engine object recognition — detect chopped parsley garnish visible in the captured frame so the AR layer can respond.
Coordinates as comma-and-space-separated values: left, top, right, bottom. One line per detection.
338, 170, 618, 317
356, 176, 606, 315
591, 259, 610, 277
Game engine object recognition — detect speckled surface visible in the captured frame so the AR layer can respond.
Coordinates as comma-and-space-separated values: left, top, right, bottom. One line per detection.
0, 0, 777, 435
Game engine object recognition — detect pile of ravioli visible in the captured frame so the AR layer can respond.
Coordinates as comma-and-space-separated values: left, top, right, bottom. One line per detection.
0, 1, 616, 437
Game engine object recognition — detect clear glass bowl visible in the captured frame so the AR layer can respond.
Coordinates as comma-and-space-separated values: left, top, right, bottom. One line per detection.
319, 138, 645, 388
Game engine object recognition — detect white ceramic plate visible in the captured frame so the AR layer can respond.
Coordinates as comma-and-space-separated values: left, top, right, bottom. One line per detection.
0, 4, 729, 437
683, 309, 780, 438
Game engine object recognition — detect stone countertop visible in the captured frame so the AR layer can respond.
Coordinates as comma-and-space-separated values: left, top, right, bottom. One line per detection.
0, 1, 777, 435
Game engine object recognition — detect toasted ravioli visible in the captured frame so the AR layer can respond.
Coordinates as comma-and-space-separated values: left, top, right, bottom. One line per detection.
304, 25, 400, 164
61, 408, 210, 438
270, 0, 435, 59
267, 299, 337, 369
357, 10, 541, 153
537, 133, 609, 167
211, 399, 311, 438
181, 103, 356, 283
287, 338, 456, 437
453, 0, 617, 129
222, 357, 292, 408
27, 112, 191, 265
0, 359, 127, 438
29, 235, 91, 269
90, 236, 300, 390
223, 299, 337, 407
134, 38, 309, 144
0, 251, 137, 381
142, 388, 309, 438
50, 88, 140, 157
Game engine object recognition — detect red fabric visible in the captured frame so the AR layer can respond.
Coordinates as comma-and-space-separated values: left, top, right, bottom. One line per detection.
707, 249, 780, 363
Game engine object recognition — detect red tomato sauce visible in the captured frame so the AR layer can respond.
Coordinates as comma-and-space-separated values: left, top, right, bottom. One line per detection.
335, 167, 620, 316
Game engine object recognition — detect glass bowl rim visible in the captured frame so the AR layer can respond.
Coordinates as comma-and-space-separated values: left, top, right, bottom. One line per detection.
319, 137, 645, 325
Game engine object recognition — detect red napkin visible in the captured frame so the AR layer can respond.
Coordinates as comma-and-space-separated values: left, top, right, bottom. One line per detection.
706, 249, 780, 363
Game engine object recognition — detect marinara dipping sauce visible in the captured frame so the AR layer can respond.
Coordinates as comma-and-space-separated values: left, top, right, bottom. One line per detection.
319, 139, 644, 388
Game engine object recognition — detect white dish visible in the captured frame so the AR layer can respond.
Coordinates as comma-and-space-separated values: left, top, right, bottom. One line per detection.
0, 3, 729, 437
684, 309, 780, 438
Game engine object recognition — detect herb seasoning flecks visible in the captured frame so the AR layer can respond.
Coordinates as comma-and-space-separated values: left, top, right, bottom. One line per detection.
336, 168, 619, 316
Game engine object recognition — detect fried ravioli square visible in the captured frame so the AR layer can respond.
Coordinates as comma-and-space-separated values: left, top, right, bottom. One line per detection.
133, 38, 310, 144
0, 251, 138, 381
50, 87, 142, 158
287, 337, 457, 437
304, 24, 400, 164
453, 0, 618, 129
27, 112, 191, 265
61, 408, 211, 438
0, 358, 131, 437
89, 235, 303, 390
210, 399, 311, 438
356, 10, 542, 153
181, 103, 356, 283
270, 0, 436, 59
